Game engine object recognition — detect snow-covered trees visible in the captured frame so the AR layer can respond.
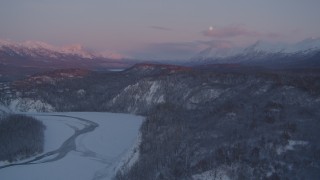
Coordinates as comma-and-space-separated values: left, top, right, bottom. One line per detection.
0, 114, 45, 162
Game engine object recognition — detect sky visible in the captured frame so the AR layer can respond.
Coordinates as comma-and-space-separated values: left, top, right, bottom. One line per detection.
1, 0, 320, 60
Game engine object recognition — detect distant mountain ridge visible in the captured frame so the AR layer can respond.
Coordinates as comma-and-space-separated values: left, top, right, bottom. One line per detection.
0, 40, 138, 81
191, 38, 320, 68
0, 39, 124, 59
1, 38, 320, 82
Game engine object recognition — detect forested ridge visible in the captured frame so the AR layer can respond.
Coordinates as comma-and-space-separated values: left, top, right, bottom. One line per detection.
1, 64, 320, 179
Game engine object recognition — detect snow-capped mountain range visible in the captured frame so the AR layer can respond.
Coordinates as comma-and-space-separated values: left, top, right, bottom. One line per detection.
0, 39, 124, 59
191, 38, 320, 67
0, 40, 138, 81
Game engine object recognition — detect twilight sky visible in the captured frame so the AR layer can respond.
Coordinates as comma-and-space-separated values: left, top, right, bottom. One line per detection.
1, 0, 320, 60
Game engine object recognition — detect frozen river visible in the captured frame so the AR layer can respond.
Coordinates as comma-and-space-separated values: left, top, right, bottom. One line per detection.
0, 112, 143, 180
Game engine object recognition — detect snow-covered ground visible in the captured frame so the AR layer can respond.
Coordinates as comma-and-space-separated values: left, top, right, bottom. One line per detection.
0, 112, 144, 180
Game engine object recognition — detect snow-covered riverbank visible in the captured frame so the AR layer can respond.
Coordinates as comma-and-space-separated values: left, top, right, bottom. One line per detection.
0, 112, 143, 180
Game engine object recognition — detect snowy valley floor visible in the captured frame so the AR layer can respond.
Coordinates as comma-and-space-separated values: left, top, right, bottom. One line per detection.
0, 112, 144, 180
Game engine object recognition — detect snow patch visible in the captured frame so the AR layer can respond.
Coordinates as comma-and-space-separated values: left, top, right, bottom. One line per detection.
190, 88, 222, 104
76, 89, 86, 96
276, 140, 308, 155
145, 81, 161, 104
111, 83, 139, 104
9, 98, 55, 113
158, 95, 165, 103
115, 132, 142, 173
192, 169, 231, 180
111, 81, 165, 113
254, 84, 271, 95
0, 104, 11, 114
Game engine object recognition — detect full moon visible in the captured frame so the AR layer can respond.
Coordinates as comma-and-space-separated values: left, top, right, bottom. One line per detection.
209, 26, 213, 31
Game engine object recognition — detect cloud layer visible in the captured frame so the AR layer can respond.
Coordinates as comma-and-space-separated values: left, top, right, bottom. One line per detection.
202, 26, 280, 39
149, 26, 172, 31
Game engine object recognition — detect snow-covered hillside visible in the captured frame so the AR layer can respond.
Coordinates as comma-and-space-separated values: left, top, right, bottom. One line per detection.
0, 112, 144, 180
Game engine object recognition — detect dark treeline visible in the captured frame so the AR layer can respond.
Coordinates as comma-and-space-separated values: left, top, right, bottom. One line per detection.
116, 99, 320, 179
0, 114, 45, 162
